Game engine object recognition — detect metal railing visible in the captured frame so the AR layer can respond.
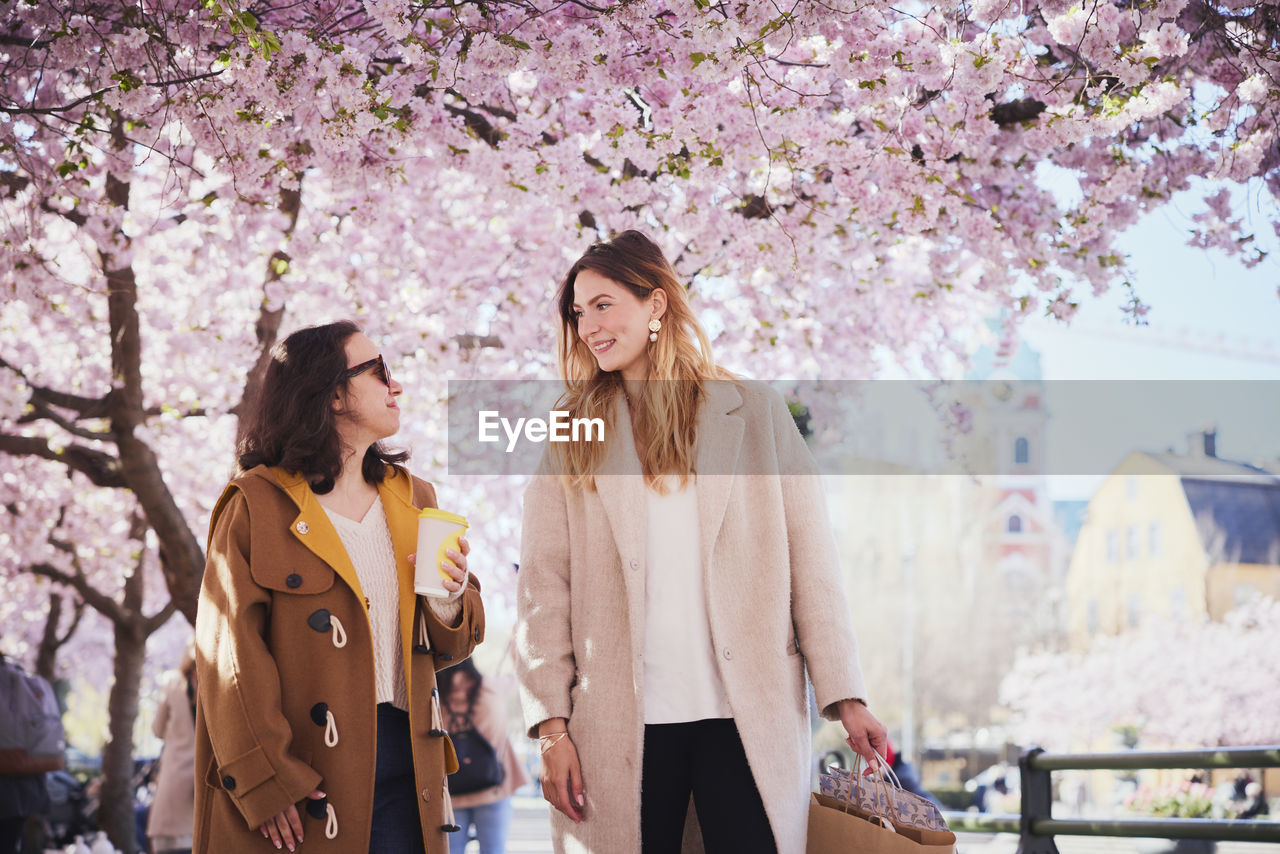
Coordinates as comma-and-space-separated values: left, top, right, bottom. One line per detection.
938, 745, 1280, 854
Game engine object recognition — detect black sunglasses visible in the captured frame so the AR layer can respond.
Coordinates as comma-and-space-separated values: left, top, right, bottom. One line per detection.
344, 354, 392, 387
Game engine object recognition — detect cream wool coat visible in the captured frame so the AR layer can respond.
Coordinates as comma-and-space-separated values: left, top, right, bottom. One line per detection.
517, 380, 869, 854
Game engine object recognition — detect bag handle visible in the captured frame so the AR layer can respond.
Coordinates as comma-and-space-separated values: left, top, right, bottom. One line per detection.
849, 752, 902, 829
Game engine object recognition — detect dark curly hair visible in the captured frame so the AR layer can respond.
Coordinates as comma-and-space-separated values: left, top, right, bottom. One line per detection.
237, 320, 408, 493
437, 658, 484, 726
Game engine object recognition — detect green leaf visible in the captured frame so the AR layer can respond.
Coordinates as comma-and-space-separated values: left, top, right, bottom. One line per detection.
496, 34, 531, 51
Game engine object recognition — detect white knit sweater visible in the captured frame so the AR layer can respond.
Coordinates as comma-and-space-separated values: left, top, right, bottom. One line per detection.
642, 480, 732, 724
325, 497, 409, 710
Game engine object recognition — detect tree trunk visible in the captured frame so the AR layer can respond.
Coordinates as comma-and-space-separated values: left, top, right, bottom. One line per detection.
34, 593, 65, 684
98, 618, 146, 854
34, 591, 82, 685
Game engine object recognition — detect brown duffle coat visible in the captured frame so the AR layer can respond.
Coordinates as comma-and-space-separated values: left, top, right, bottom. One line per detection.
193, 464, 484, 853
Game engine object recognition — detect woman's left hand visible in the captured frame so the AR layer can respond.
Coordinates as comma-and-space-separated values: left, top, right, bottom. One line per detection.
439, 536, 470, 594
408, 537, 471, 595
838, 699, 888, 771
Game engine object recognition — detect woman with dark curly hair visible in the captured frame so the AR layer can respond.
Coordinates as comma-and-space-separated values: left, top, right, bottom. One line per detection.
194, 321, 486, 854
437, 658, 529, 854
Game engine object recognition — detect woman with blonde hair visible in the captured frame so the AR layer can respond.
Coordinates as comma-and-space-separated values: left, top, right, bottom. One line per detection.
516, 230, 885, 853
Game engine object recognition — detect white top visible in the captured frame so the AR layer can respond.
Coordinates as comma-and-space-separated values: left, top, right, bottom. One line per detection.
324, 497, 409, 711
642, 479, 733, 724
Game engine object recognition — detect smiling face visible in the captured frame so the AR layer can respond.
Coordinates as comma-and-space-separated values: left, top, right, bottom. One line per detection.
334, 332, 403, 448
571, 268, 666, 381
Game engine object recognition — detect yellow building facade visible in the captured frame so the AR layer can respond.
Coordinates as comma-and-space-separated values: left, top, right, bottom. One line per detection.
1066, 437, 1280, 648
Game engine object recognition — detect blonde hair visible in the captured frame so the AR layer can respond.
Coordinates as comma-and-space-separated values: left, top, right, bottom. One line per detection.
553, 230, 731, 491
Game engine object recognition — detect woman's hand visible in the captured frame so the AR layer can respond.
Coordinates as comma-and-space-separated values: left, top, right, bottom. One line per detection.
538, 718, 585, 823
440, 536, 470, 594
407, 536, 471, 595
258, 789, 324, 851
838, 699, 888, 772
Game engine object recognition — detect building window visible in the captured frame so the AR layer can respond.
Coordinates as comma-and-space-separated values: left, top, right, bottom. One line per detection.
1169, 586, 1187, 617
1087, 599, 1099, 634
1106, 530, 1119, 563
1149, 522, 1162, 557
1008, 514, 1023, 534
1127, 476, 1138, 499
1127, 594, 1142, 629
1126, 525, 1140, 560
1014, 437, 1030, 465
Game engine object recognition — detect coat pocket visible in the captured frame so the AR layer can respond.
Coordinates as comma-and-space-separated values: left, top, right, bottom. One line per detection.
249, 562, 335, 595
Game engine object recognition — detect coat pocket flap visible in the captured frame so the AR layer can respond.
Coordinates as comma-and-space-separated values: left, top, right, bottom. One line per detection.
249, 562, 334, 595
217, 745, 277, 795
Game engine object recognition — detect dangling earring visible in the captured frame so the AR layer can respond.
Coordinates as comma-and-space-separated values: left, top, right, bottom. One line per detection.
648, 319, 661, 342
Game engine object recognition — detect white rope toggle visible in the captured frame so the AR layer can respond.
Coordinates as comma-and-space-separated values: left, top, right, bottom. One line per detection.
325, 803, 338, 839
330, 615, 347, 648
324, 710, 338, 748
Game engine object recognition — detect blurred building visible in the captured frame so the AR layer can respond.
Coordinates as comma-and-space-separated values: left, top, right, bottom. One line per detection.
1065, 428, 1280, 647
824, 332, 1076, 781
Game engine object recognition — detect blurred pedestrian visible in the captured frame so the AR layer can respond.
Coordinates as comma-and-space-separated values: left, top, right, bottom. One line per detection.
518, 230, 885, 854
884, 740, 941, 809
195, 321, 485, 854
1238, 782, 1268, 820
147, 639, 198, 854
438, 659, 529, 854
0, 653, 65, 854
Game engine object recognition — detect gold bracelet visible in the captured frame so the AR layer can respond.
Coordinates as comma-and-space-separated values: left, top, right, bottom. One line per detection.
538, 731, 568, 754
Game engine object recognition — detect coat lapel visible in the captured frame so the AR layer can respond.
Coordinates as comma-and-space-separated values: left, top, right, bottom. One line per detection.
594, 394, 648, 656
271, 468, 366, 606
694, 381, 745, 573
593, 383, 744, 656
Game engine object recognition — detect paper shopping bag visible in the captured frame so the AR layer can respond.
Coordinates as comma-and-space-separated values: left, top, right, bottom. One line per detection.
807, 794, 955, 854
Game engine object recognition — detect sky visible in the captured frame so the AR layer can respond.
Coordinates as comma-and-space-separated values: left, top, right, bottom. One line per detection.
1019, 182, 1280, 499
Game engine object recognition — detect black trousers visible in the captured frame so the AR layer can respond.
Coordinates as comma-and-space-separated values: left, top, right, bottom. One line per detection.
0, 817, 22, 854
371, 703, 426, 854
641, 718, 777, 854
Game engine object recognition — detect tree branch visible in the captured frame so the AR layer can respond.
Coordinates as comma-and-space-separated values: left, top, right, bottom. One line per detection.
143, 599, 179, 634
29, 562, 126, 625
17, 402, 113, 443
0, 433, 126, 487
232, 181, 303, 450
0, 34, 52, 50
991, 98, 1048, 126
0, 357, 111, 417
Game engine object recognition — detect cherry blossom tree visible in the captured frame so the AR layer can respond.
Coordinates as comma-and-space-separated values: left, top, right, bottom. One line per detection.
1000, 597, 1280, 750
2, 1, 1277, 849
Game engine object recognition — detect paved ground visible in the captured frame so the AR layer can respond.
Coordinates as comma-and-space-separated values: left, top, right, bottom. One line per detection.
450, 797, 1280, 854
